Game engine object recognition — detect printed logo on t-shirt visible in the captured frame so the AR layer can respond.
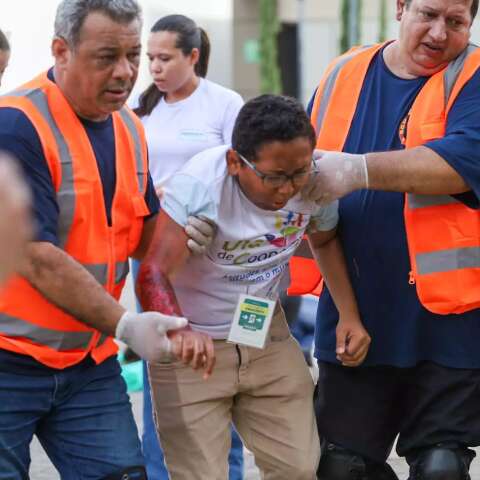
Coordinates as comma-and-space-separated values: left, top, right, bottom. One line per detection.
215, 211, 308, 268
179, 129, 208, 142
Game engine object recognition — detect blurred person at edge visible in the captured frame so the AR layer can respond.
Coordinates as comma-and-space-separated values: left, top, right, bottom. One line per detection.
130, 14, 244, 480
299, 0, 480, 479
0, 153, 32, 286
0, 29, 10, 86
0, 30, 32, 284
0, 1, 209, 478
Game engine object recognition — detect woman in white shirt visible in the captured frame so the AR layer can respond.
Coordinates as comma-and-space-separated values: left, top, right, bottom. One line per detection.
134, 14, 243, 195
132, 14, 244, 480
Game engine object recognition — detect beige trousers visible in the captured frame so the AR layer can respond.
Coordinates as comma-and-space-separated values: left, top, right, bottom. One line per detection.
148, 309, 320, 480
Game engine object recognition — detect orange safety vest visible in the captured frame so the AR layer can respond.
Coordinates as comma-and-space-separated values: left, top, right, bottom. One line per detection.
304, 42, 480, 315
0, 72, 150, 368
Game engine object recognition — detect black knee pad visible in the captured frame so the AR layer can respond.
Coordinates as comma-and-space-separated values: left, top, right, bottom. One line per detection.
317, 443, 399, 480
409, 444, 475, 480
100, 465, 147, 480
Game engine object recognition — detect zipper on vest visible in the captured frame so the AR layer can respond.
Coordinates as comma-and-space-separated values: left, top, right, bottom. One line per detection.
408, 271, 416, 285
107, 226, 115, 293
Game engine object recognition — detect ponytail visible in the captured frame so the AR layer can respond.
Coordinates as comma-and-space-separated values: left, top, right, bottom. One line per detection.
195, 28, 210, 78
134, 84, 163, 118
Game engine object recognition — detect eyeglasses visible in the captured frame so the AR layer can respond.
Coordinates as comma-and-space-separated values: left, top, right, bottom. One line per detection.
237, 152, 315, 189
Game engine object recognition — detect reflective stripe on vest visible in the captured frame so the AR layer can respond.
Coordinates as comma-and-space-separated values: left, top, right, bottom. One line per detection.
407, 43, 479, 212
118, 108, 146, 195
0, 314, 94, 350
8, 88, 76, 248
417, 246, 480, 275
115, 260, 130, 284
314, 46, 372, 135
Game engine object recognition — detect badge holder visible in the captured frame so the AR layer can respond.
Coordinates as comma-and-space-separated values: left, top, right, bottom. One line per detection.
227, 294, 276, 349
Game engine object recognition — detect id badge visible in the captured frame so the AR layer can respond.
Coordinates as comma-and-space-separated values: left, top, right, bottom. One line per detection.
227, 294, 275, 349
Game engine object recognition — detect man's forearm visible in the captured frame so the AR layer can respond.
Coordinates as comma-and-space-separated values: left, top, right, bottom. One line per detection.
19, 242, 125, 336
366, 146, 469, 195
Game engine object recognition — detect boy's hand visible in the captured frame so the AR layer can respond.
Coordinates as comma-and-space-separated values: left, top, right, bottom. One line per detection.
335, 317, 371, 367
169, 329, 216, 379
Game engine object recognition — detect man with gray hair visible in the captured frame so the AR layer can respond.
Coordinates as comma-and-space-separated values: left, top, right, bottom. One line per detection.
0, 1, 211, 478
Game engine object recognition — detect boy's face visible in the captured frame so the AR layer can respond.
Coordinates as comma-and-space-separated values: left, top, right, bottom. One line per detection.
227, 137, 314, 211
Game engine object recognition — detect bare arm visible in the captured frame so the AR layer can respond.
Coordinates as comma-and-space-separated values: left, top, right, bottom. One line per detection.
130, 214, 158, 261
136, 211, 190, 315
367, 146, 469, 195
307, 228, 370, 366
307, 229, 359, 320
18, 242, 125, 336
136, 210, 215, 376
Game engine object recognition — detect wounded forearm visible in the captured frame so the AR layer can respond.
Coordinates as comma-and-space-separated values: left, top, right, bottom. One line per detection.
19, 243, 124, 336
366, 146, 469, 195
136, 262, 183, 317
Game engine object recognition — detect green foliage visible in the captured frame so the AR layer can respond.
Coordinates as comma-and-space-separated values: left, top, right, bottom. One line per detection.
379, 0, 387, 42
340, 0, 349, 53
339, 0, 363, 53
259, 0, 281, 94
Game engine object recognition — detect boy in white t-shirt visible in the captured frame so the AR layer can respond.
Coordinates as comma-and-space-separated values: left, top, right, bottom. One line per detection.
136, 95, 370, 479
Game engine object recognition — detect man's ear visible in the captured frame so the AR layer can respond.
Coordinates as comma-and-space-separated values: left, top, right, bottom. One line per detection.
51, 36, 71, 68
226, 149, 242, 176
396, 0, 406, 21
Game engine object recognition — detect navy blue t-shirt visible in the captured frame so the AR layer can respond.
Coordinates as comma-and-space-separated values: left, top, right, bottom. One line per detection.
311, 48, 480, 368
0, 69, 159, 245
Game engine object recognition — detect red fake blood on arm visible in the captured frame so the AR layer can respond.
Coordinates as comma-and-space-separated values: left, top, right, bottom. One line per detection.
136, 263, 182, 316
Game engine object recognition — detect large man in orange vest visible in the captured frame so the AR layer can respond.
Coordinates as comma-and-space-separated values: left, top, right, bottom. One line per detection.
301, 0, 480, 479
0, 1, 213, 478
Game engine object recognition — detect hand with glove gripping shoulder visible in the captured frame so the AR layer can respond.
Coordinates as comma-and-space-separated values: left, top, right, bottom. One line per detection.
185, 215, 217, 255
302, 150, 369, 205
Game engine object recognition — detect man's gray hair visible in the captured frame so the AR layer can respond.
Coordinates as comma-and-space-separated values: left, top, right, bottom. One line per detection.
54, 0, 142, 47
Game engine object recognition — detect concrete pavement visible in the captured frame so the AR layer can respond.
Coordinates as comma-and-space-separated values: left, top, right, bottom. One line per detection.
28, 273, 480, 479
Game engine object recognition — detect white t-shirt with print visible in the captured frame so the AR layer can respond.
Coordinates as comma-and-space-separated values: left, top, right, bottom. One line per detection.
135, 78, 244, 186
162, 145, 339, 339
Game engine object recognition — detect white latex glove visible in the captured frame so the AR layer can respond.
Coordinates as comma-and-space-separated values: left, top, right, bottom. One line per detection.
301, 150, 369, 205
0, 153, 32, 285
115, 311, 188, 363
185, 215, 217, 255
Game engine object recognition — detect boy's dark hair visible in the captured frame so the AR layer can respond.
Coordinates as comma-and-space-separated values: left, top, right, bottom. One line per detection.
232, 94, 316, 161
0, 29, 10, 52
134, 14, 210, 117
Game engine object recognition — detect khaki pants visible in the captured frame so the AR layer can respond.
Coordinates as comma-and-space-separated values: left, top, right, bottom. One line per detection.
148, 309, 320, 480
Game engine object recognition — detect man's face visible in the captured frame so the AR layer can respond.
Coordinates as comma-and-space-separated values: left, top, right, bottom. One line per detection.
397, 0, 472, 76
227, 137, 314, 212
53, 11, 141, 121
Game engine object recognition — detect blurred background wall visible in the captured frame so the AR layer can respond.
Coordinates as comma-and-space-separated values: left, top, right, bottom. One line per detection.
2, 0, 480, 105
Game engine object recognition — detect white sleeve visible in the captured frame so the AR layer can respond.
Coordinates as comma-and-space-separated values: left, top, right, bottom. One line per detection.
161, 173, 217, 227
307, 201, 339, 233
221, 92, 244, 143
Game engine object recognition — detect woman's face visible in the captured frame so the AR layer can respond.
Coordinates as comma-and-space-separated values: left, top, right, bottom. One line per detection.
147, 31, 198, 95
0, 49, 10, 87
